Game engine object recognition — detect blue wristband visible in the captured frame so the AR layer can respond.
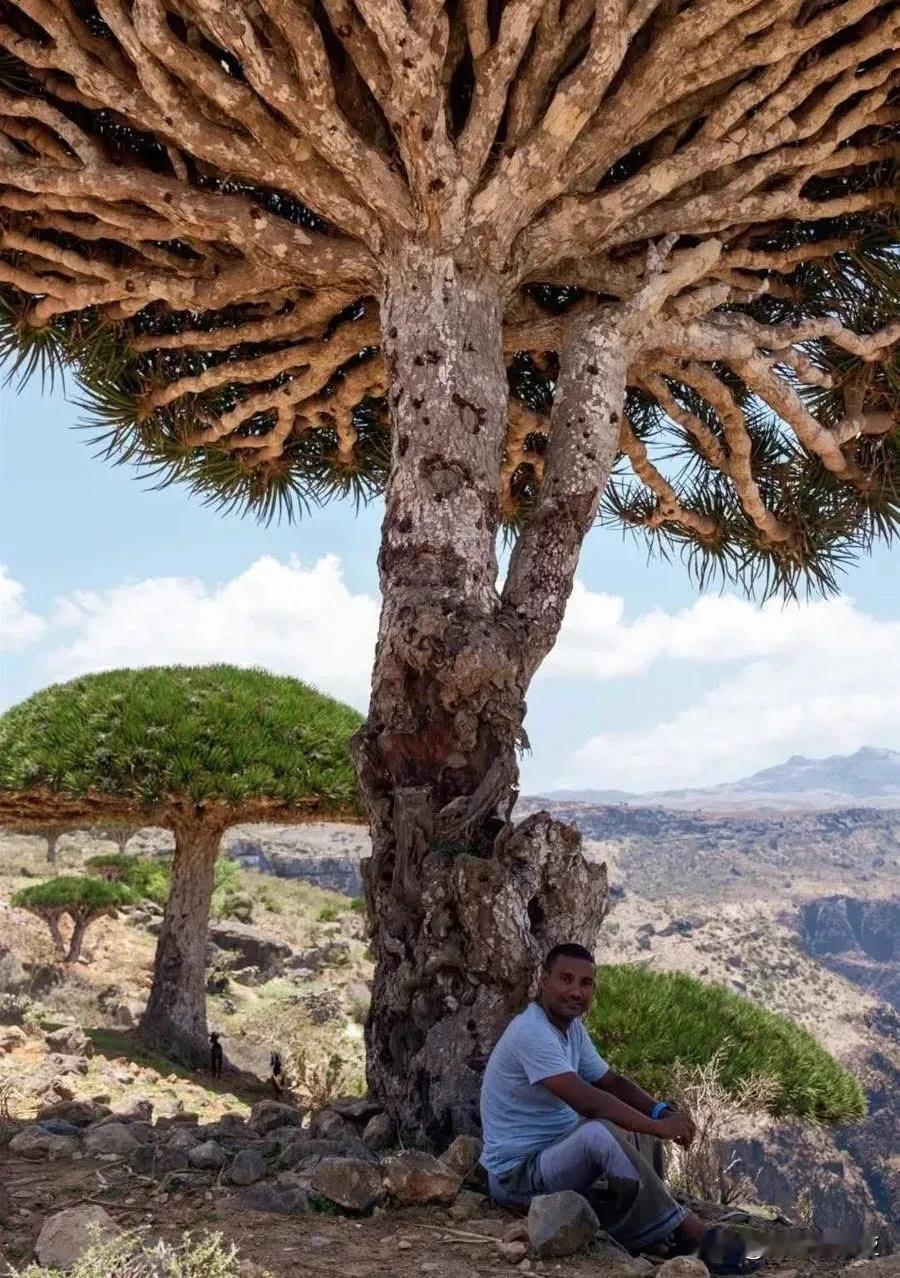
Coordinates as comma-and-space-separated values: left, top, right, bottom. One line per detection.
650, 1101, 672, 1119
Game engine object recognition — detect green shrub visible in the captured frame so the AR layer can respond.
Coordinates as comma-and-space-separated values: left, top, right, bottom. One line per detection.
586, 964, 866, 1123
86, 854, 171, 904
317, 905, 340, 923
349, 897, 366, 914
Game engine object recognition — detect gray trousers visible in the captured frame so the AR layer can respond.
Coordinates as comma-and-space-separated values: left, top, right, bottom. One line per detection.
489, 1120, 687, 1252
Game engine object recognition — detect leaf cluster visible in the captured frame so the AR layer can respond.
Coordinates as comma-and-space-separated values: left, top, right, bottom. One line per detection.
0, 664, 362, 810
13, 874, 137, 916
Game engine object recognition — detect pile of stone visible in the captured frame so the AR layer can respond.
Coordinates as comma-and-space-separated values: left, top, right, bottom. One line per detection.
7, 1095, 900, 1276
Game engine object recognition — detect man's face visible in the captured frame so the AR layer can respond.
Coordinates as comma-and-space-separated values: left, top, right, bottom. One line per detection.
539, 956, 597, 1022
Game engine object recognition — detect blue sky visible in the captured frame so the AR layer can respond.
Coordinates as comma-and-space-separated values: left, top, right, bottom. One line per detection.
2, 375, 898, 794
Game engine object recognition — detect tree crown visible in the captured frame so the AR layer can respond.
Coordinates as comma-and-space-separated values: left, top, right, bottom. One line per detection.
0, 664, 362, 822
13, 873, 137, 914
0, 0, 897, 597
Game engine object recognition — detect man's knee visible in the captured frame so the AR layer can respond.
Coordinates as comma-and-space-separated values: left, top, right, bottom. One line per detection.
579, 1122, 639, 1181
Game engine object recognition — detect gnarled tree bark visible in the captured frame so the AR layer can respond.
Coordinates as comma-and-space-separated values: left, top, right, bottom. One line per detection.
139, 818, 223, 1066
353, 248, 621, 1145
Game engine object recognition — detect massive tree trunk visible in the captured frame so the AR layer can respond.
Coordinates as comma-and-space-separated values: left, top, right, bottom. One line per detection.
353, 245, 622, 1146
139, 818, 222, 1066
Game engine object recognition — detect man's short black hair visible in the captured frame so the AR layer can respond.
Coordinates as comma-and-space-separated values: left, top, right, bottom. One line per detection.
543, 942, 595, 973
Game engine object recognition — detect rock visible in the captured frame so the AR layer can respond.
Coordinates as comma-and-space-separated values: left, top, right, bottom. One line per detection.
35, 1205, 120, 1269
85, 1122, 139, 1156
249, 1099, 303, 1134
231, 966, 264, 987
308, 1107, 352, 1141
36, 1099, 110, 1127
229, 1149, 266, 1185
9, 1126, 80, 1160
129, 1144, 187, 1175
383, 1151, 462, 1206
289, 940, 352, 972
274, 1134, 375, 1171
1, 1024, 27, 1051
44, 1025, 92, 1057
527, 1191, 599, 1258
207, 920, 292, 978
0, 992, 33, 1025
441, 1134, 483, 1179
448, 1189, 484, 1222
362, 1112, 395, 1151
310, 1156, 385, 1213
241, 1173, 310, 1215
26, 963, 66, 996
49, 1054, 90, 1076
188, 1139, 227, 1169
657, 1260, 709, 1277
0, 947, 28, 993
0, 1183, 11, 1225
165, 1127, 203, 1152
498, 1241, 528, 1263
36, 1118, 82, 1137
503, 1222, 529, 1245
324, 1093, 380, 1124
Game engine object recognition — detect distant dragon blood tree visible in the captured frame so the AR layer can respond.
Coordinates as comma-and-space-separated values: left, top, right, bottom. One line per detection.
0, 665, 361, 1063
14, 874, 138, 963
0, 0, 897, 1142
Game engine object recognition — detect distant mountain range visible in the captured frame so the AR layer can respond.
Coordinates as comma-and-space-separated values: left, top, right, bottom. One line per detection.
541, 746, 900, 811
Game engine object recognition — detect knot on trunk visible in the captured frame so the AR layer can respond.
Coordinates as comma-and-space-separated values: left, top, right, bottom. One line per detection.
449, 812, 608, 991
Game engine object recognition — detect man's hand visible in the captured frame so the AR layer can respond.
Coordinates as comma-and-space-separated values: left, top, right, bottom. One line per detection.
655, 1112, 696, 1147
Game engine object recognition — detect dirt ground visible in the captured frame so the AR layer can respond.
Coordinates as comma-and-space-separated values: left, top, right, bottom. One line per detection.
0, 1150, 880, 1278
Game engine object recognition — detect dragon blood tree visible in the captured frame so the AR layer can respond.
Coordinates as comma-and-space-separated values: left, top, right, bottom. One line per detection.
14, 875, 138, 963
0, 665, 361, 1063
0, 0, 897, 1141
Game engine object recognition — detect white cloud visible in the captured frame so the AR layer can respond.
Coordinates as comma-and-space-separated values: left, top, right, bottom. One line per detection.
543, 583, 881, 680
0, 567, 44, 652
44, 554, 378, 709
547, 589, 900, 791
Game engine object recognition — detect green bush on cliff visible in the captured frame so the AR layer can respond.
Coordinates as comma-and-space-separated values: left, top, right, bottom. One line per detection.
587, 964, 866, 1123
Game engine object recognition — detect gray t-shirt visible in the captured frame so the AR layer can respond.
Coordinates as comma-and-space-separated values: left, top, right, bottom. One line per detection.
479, 1001, 609, 1176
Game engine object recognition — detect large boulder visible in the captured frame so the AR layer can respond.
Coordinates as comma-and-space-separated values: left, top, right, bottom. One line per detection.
9, 1126, 80, 1160
528, 1191, 600, 1258
207, 920, 292, 978
383, 1151, 462, 1205
35, 1205, 120, 1270
310, 1157, 385, 1213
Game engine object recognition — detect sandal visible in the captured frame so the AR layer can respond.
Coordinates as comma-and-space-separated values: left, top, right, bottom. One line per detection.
698, 1226, 766, 1275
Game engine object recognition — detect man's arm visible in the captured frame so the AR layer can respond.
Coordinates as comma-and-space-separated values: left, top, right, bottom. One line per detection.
540, 1073, 694, 1144
593, 1069, 656, 1116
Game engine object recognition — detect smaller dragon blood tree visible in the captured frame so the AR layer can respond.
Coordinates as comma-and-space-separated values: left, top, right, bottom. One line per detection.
0, 664, 361, 1065
13, 875, 138, 964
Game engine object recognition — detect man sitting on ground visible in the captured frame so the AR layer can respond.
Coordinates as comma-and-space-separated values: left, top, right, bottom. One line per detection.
480, 942, 760, 1275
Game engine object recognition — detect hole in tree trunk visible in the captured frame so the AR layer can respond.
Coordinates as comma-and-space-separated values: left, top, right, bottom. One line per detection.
527, 896, 546, 937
